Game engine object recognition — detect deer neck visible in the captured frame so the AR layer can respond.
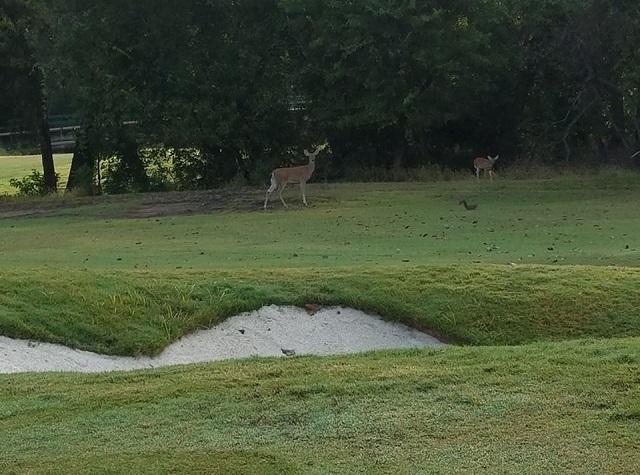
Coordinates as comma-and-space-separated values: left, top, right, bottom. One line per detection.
307, 159, 316, 175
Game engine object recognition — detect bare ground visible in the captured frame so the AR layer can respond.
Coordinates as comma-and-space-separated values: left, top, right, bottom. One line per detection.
0, 187, 327, 220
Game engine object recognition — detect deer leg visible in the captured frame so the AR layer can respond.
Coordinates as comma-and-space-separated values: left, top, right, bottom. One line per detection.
278, 183, 288, 208
264, 174, 278, 210
264, 187, 273, 210
475, 166, 480, 181
489, 170, 493, 182
300, 182, 307, 206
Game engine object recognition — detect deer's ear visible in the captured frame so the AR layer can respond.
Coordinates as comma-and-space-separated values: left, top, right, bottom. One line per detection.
304, 149, 311, 156
494, 155, 499, 160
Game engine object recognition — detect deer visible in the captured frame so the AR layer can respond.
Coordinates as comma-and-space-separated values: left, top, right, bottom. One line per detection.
264, 146, 321, 210
473, 155, 499, 182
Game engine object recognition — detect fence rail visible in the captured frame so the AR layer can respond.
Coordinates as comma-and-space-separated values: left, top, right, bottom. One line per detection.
0, 114, 80, 151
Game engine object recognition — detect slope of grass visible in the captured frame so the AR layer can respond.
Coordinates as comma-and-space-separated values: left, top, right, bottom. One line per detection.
1, 338, 639, 474
1, 265, 639, 355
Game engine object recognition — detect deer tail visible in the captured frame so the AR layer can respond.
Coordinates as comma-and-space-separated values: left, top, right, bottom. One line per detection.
267, 173, 278, 193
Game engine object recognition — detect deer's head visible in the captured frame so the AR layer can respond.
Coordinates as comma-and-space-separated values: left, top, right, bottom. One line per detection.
304, 146, 322, 164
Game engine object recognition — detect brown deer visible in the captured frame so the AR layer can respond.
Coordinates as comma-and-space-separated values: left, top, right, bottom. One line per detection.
473, 155, 499, 182
264, 146, 321, 209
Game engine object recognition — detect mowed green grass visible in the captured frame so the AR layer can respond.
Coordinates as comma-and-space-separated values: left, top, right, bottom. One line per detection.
0, 175, 639, 270
0, 153, 73, 194
1, 171, 639, 473
1, 338, 639, 474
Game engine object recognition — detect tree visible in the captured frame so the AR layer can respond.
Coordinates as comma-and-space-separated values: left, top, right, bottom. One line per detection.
500, 0, 640, 163
280, 0, 518, 170
0, 0, 56, 191
43, 0, 301, 192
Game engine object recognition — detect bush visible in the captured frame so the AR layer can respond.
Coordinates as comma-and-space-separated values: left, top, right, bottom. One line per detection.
9, 170, 58, 196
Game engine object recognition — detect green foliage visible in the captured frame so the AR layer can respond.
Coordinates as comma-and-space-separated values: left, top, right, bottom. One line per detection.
3, 0, 640, 188
40, 0, 301, 188
8, 169, 58, 196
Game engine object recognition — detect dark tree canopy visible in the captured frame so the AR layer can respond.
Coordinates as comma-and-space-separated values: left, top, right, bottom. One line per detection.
1, 0, 638, 193
1, 0, 56, 191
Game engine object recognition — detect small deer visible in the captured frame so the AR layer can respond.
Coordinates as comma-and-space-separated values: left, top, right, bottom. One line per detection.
473, 155, 499, 182
264, 146, 321, 210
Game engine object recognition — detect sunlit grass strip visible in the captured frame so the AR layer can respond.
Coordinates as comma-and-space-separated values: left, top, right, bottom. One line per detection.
0, 154, 73, 194
1, 264, 639, 355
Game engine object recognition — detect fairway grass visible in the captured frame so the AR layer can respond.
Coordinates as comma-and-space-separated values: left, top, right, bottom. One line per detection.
1, 338, 639, 474
1, 174, 639, 473
0, 175, 639, 270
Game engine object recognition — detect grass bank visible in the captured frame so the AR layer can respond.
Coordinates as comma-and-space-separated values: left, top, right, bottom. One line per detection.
1, 265, 639, 355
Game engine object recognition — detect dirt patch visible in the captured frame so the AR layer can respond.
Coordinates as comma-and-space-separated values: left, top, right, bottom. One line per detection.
0, 188, 321, 220
0, 187, 335, 220
116, 189, 267, 219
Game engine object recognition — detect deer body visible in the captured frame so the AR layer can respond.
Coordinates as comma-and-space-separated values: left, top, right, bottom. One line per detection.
473, 155, 498, 182
264, 147, 321, 209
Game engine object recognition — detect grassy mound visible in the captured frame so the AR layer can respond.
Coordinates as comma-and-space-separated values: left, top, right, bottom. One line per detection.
1, 264, 639, 355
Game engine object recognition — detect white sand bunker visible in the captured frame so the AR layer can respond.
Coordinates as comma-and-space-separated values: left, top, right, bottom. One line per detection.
0, 305, 446, 374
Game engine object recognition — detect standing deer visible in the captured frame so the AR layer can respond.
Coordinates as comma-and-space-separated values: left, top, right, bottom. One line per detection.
473, 155, 499, 182
264, 146, 321, 209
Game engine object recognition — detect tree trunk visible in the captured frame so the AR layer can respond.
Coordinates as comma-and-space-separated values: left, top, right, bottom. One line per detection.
33, 67, 57, 192
66, 142, 94, 192
634, 107, 640, 150
37, 115, 56, 192
604, 84, 629, 150
118, 130, 150, 192
499, 67, 536, 160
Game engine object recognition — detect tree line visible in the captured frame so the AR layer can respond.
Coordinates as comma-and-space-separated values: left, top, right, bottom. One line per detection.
1, 0, 639, 193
